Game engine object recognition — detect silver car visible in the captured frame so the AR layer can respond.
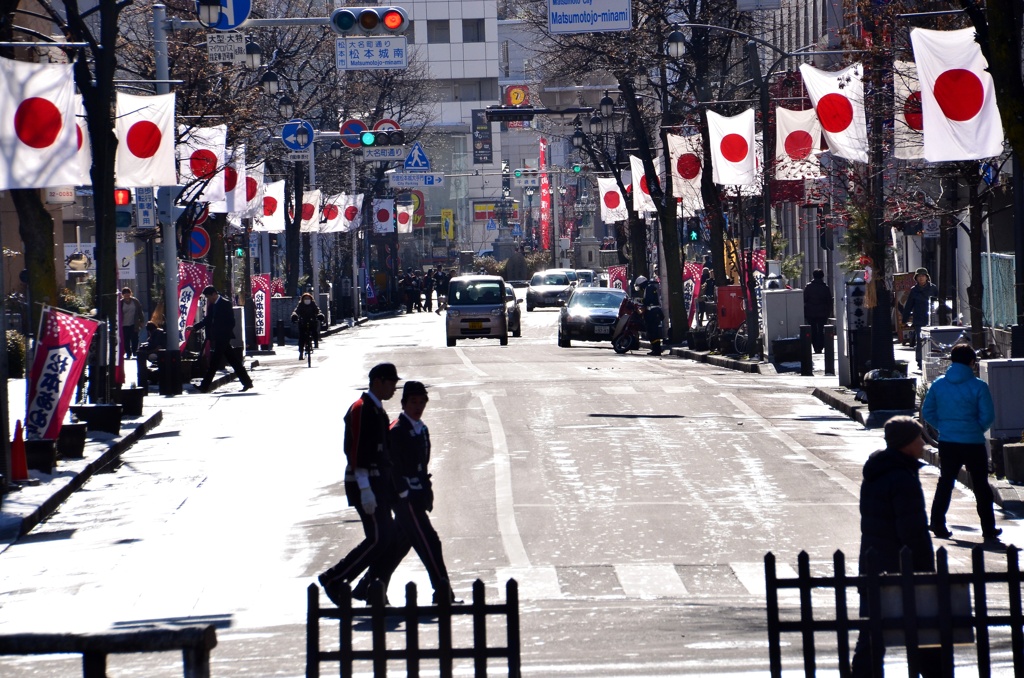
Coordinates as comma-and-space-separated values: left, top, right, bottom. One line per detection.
445, 275, 509, 346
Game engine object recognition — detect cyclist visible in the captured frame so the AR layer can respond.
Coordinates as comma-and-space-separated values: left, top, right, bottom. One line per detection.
291, 292, 324, 360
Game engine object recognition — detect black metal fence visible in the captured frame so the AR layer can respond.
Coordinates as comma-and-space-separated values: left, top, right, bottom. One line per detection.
765, 546, 1024, 676
306, 579, 521, 678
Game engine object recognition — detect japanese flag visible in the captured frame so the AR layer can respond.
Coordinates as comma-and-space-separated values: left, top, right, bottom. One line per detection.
629, 155, 658, 212
893, 61, 923, 160
209, 145, 246, 214
115, 92, 176, 187
325, 193, 363, 233
799, 63, 868, 163
322, 193, 344, 232
299, 189, 321, 232
255, 179, 285, 232
910, 27, 1005, 162
178, 124, 227, 202
396, 202, 414, 234
774, 107, 822, 179
598, 176, 628, 222
0, 56, 81, 190
667, 133, 703, 213
74, 96, 92, 186
373, 198, 394, 234
242, 161, 264, 218
708, 109, 756, 185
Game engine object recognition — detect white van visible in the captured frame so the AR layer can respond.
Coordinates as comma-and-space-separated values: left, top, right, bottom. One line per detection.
445, 275, 509, 346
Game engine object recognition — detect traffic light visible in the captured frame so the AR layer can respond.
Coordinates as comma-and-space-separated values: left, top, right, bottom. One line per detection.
571, 163, 582, 174
512, 168, 523, 179
329, 7, 409, 36
502, 160, 511, 192
235, 245, 245, 257
688, 225, 699, 242
359, 128, 405, 147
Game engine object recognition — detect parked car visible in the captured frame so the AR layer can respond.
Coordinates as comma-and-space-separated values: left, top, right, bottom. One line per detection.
575, 269, 596, 287
505, 284, 523, 337
445, 275, 509, 346
558, 287, 628, 347
526, 270, 574, 312
548, 268, 579, 285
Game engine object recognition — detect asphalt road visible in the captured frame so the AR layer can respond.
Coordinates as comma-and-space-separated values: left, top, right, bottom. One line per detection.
0, 298, 1019, 676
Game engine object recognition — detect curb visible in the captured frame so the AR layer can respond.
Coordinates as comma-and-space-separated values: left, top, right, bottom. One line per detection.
663, 344, 765, 374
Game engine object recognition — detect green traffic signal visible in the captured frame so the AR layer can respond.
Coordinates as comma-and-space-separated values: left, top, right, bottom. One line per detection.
360, 130, 377, 146
571, 163, 582, 174
235, 247, 245, 257
689, 227, 698, 242
513, 168, 523, 178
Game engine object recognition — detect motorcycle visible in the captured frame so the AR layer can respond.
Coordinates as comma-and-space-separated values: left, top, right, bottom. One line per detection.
611, 297, 644, 354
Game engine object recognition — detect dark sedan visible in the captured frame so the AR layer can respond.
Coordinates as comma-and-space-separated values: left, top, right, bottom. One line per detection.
557, 287, 628, 347
526, 270, 574, 311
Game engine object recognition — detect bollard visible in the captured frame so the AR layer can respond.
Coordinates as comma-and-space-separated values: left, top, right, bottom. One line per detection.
824, 325, 836, 376
157, 349, 181, 396
799, 324, 814, 376
276, 319, 286, 347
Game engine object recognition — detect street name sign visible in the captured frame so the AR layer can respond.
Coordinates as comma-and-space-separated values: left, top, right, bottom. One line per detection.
288, 150, 312, 162
335, 36, 408, 70
547, 0, 631, 34
361, 146, 407, 160
513, 177, 540, 187
388, 173, 445, 188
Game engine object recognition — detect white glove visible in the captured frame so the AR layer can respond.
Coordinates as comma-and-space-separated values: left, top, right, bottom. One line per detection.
360, 487, 377, 514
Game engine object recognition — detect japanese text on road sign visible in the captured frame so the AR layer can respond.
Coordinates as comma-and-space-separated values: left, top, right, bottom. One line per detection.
335, 37, 408, 70
206, 32, 247, 63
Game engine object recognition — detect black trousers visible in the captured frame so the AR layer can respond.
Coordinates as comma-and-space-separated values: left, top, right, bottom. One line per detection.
362, 497, 451, 598
320, 494, 403, 591
807, 317, 826, 353
199, 341, 253, 389
930, 441, 997, 535
122, 325, 139, 357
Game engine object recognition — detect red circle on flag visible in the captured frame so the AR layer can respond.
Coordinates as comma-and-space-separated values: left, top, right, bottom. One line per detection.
784, 130, 814, 160
639, 175, 652, 195
263, 196, 278, 216
344, 205, 359, 221
376, 208, 390, 222
904, 91, 924, 131
397, 211, 411, 225
323, 204, 339, 220
677, 153, 701, 180
245, 176, 259, 202
301, 203, 315, 220
224, 166, 238, 192
126, 120, 162, 158
720, 134, 749, 162
934, 69, 984, 122
77, 124, 84, 150
190, 149, 217, 180
603, 191, 621, 209
14, 97, 62, 149
816, 93, 854, 133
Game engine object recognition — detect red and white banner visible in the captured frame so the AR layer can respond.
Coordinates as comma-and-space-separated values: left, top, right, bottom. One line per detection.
372, 198, 395, 234
708, 109, 756, 185
324, 193, 363, 233
396, 202, 414, 234
774, 107, 822, 179
115, 92, 176, 187
242, 160, 264, 218
667, 133, 704, 214
799, 63, 868, 163
209, 145, 246, 214
26, 307, 99, 441
681, 261, 704, 329
177, 261, 212, 351
74, 96, 92, 186
539, 137, 551, 250
894, 61, 924, 161
0, 56, 80, 190
255, 179, 285, 232
271, 277, 285, 296
251, 274, 271, 345
608, 264, 627, 290
910, 27, 1005, 162
299, 189, 322, 232
597, 176, 628, 222
629, 155, 658, 212
178, 124, 227, 202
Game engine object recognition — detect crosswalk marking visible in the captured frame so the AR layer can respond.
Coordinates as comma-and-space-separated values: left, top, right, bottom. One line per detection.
496, 566, 562, 600
537, 387, 574, 396
730, 561, 798, 600
602, 386, 637, 395
615, 563, 689, 598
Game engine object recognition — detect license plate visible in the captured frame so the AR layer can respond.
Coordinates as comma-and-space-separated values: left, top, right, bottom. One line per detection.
468, 321, 483, 330
594, 325, 610, 335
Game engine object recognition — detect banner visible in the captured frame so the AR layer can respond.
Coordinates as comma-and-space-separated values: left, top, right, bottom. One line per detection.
708, 109, 756, 185
799, 63, 868, 163
26, 307, 100, 441
597, 176, 628, 222
682, 261, 704, 329
252, 274, 271, 345
893, 61, 924, 161
539, 137, 551, 250
608, 264, 627, 290
177, 261, 212, 351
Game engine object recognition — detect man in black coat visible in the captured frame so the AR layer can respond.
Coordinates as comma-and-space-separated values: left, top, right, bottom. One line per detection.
188, 286, 254, 393
851, 416, 940, 677
901, 268, 938, 368
802, 269, 833, 353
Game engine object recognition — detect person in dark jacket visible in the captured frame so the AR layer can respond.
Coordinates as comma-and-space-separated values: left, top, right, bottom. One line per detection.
187, 286, 253, 393
901, 268, 938, 368
634, 275, 664, 356
318, 363, 403, 607
922, 344, 1000, 541
851, 416, 940, 677
291, 292, 324, 359
802, 269, 833, 353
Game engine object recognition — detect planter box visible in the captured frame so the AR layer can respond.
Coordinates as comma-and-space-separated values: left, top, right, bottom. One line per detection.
771, 338, 802, 363
688, 330, 709, 351
864, 377, 917, 411
57, 422, 88, 459
1004, 443, 1024, 484
70, 404, 123, 435
118, 387, 145, 417
25, 439, 57, 473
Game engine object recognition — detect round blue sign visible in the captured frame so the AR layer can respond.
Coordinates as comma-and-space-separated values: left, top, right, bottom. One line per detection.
195, 0, 252, 31
189, 227, 211, 258
281, 119, 314, 151
339, 119, 368, 149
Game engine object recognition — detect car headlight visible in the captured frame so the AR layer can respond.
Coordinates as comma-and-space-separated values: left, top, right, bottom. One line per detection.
567, 314, 586, 324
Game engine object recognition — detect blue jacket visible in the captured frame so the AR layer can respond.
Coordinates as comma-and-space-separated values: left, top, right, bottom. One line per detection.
921, 362, 995, 444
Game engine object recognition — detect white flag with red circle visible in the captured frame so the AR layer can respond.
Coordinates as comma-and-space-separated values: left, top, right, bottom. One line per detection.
0, 56, 80, 190
177, 124, 227, 202
74, 95, 92, 186
708, 109, 756, 185
629, 155, 658, 212
799, 63, 868, 163
598, 176, 628, 222
114, 92, 176, 187
893, 61, 924, 160
373, 198, 395, 233
327, 193, 363, 233
242, 161, 264, 218
209, 145, 246, 214
255, 179, 285, 232
396, 202, 414, 234
299, 190, 322, 232
666, 133, 703, 212
322, 193, 345, 232
910, 27, 1005, 162
774, 107, 822, 179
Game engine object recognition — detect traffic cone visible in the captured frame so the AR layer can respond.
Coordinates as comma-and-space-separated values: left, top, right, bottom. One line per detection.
10, 419, 28, 482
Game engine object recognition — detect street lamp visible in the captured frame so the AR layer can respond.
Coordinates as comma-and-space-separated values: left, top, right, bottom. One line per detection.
295, 125, 309, 148
278, 95, 294, 118
330, 141, 343, 159
260, 70, 280, 95
244, 41, 262, 69
197, 0, 221, 26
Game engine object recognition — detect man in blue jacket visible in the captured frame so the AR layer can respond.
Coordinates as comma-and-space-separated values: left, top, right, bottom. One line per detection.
921, 344, 999, 541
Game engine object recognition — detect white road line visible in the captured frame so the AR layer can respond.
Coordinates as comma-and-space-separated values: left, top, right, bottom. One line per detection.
614, 563, 689, 598
602, 385, 637, 395
453, 346, 488, 377
731, 561, 799, 600
479, 392, 530, 568
496, 566, 562, 600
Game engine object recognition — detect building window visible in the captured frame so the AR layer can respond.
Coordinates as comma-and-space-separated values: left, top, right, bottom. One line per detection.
463, 18, 485, 43
427, 20, 450, 44
406, 20, 414, 43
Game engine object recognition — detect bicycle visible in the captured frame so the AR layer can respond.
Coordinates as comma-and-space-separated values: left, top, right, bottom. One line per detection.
293, 316, 320, 367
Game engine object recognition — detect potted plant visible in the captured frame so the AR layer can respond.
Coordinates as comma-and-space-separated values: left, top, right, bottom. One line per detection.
70, 403, 123, 435
24, 438, 57, 473
118, 383, 145, 417
862, 368, 917, 411
57, 422, 89, 459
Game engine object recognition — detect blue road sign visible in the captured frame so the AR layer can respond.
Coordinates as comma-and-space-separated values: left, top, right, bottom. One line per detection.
404, 141, 431, 171
196, 0, 252, 31
339, 118, 368, 149
486, 218, 497, 231
281, 119, 314, 151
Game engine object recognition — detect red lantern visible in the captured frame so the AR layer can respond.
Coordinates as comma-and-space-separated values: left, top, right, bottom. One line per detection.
113, 189, 131, 206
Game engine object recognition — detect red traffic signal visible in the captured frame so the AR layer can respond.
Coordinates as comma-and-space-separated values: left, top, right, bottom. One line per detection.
330, 7, 409, 36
